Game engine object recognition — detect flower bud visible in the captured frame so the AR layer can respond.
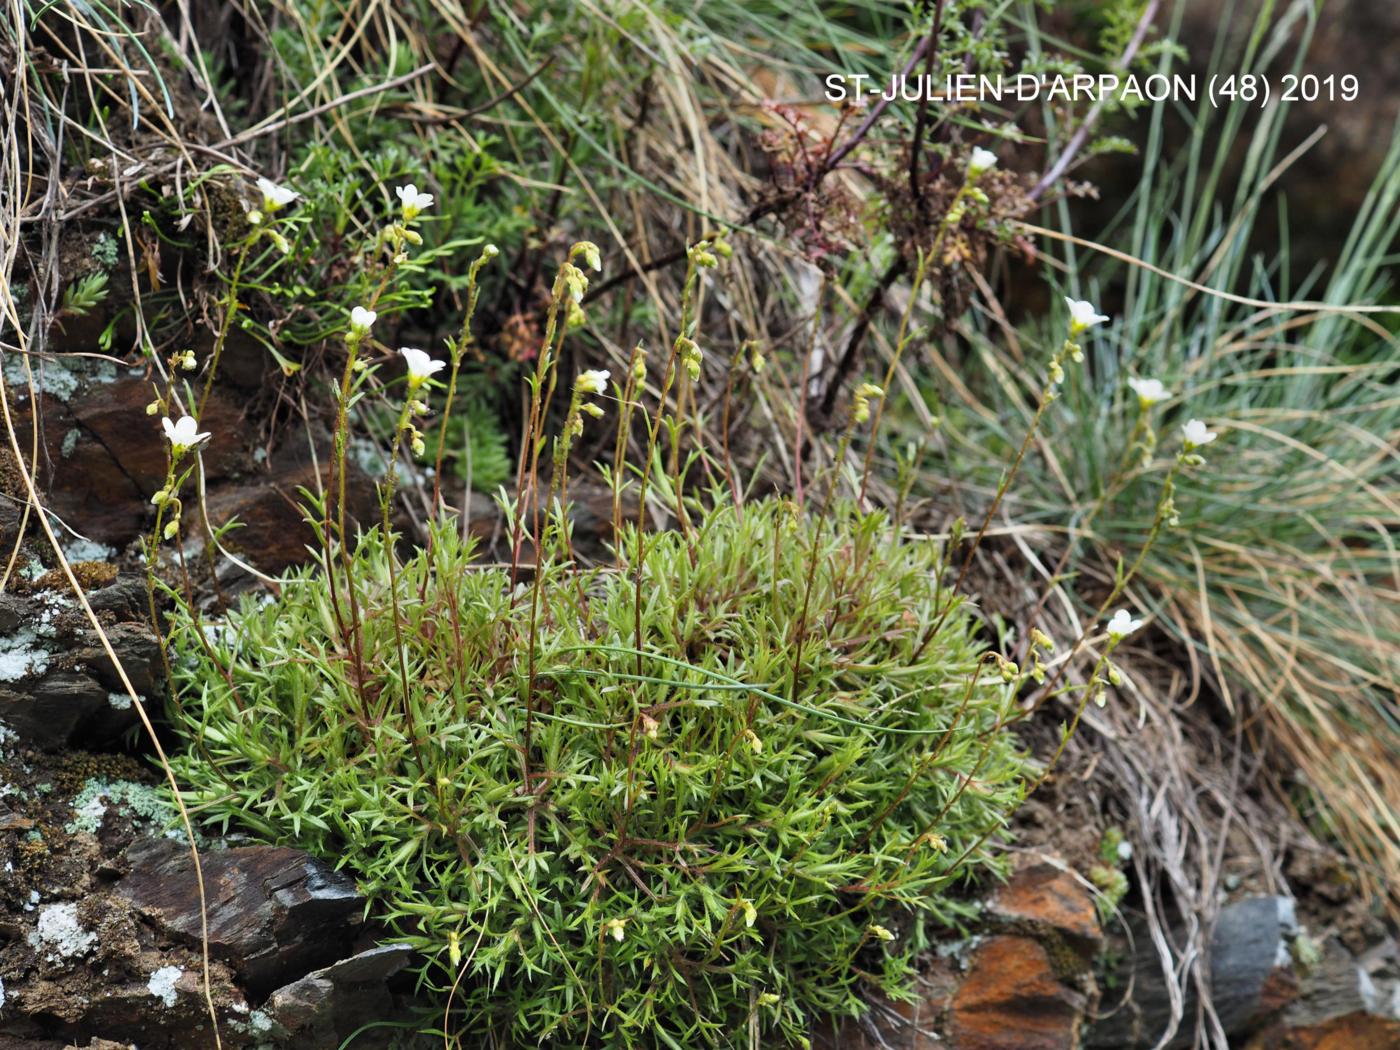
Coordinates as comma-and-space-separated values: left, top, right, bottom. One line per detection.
573, 241, 602, 272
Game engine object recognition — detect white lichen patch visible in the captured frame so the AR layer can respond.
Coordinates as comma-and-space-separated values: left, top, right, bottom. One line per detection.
0, 627, 51, 682
28, 901, 97, 959
36, 590, 74, 615
4, 354, 119, 403
69, 791, 109, 834
348, 436, 388, 476
147, 965, 183, 1007
61, 428, 82, 458
3, 355, 117, 401
108, 691, 137, 710
0, 587, 64, 683
65, 778, 181, 836
349, 436, 427, 486
62, 536, 115, 563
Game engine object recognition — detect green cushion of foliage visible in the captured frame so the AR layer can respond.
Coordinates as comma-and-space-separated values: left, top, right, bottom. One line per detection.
168, 499, 1026, 1047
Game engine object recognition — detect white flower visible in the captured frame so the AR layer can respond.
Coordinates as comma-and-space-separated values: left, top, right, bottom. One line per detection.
256, 177, 297, 212
1128, 378, 1171, 405
349, 306, 377, 336
1182, 419, 1217, 448
1064, 297, 1109, 336
162, 415, 211, 454
870, 924, 896, 942
967, 147, 998, 178
1106, 608, 1143, 641
395, 183, 434, 222
603, 918, 627, 942
574, 369, 610, 396
399, 347, 446, 385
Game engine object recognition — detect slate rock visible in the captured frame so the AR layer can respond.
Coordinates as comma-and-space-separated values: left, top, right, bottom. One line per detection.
988, 860, 1103, 954
948, 934, 1091, 1050
0, 592, 161, 750
117, 838, 363, 996
195, 435, 375, 575
262, 945, 415, 1047
1087, 896, 1301, 1048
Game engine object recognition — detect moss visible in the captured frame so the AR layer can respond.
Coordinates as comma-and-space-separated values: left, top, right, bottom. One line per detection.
1042, 928, 1093, 980
32, 560, 118, 593
15, 835, 50, 876
1088, 864, 1129, 925
52, 751, 145, 796
0, 447, 26, 502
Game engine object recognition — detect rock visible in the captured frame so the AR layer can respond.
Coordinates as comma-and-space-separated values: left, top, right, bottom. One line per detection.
69, 623, 164, 700
1245, 934, 1400, 1049
0, 595, 26, 634
0, 674, 110, 749
313, 944, 413, 984
264, 974, 335, 1033
813, 859, 1101, 1050
10, 358, 249, 552
10, 392, 143, 549
12, 372, 243, 550
82, 579, 150, 623
0, 741, 395, 1049
1087, 896, 1302, 1048
988, 860, 1102, 954
195, 436, 375, 575
261, 945, 414, 1044
947, 935, 1092, 1050
67, 376, 246, 498
1211, 898, 1302, 1029
0, 583, 161, 750
1253, 1012, 1400, 1049
117, 838, 364, 996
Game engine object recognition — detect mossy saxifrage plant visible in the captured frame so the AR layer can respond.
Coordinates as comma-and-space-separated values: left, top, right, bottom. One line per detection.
151, 153, 1215, 1047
